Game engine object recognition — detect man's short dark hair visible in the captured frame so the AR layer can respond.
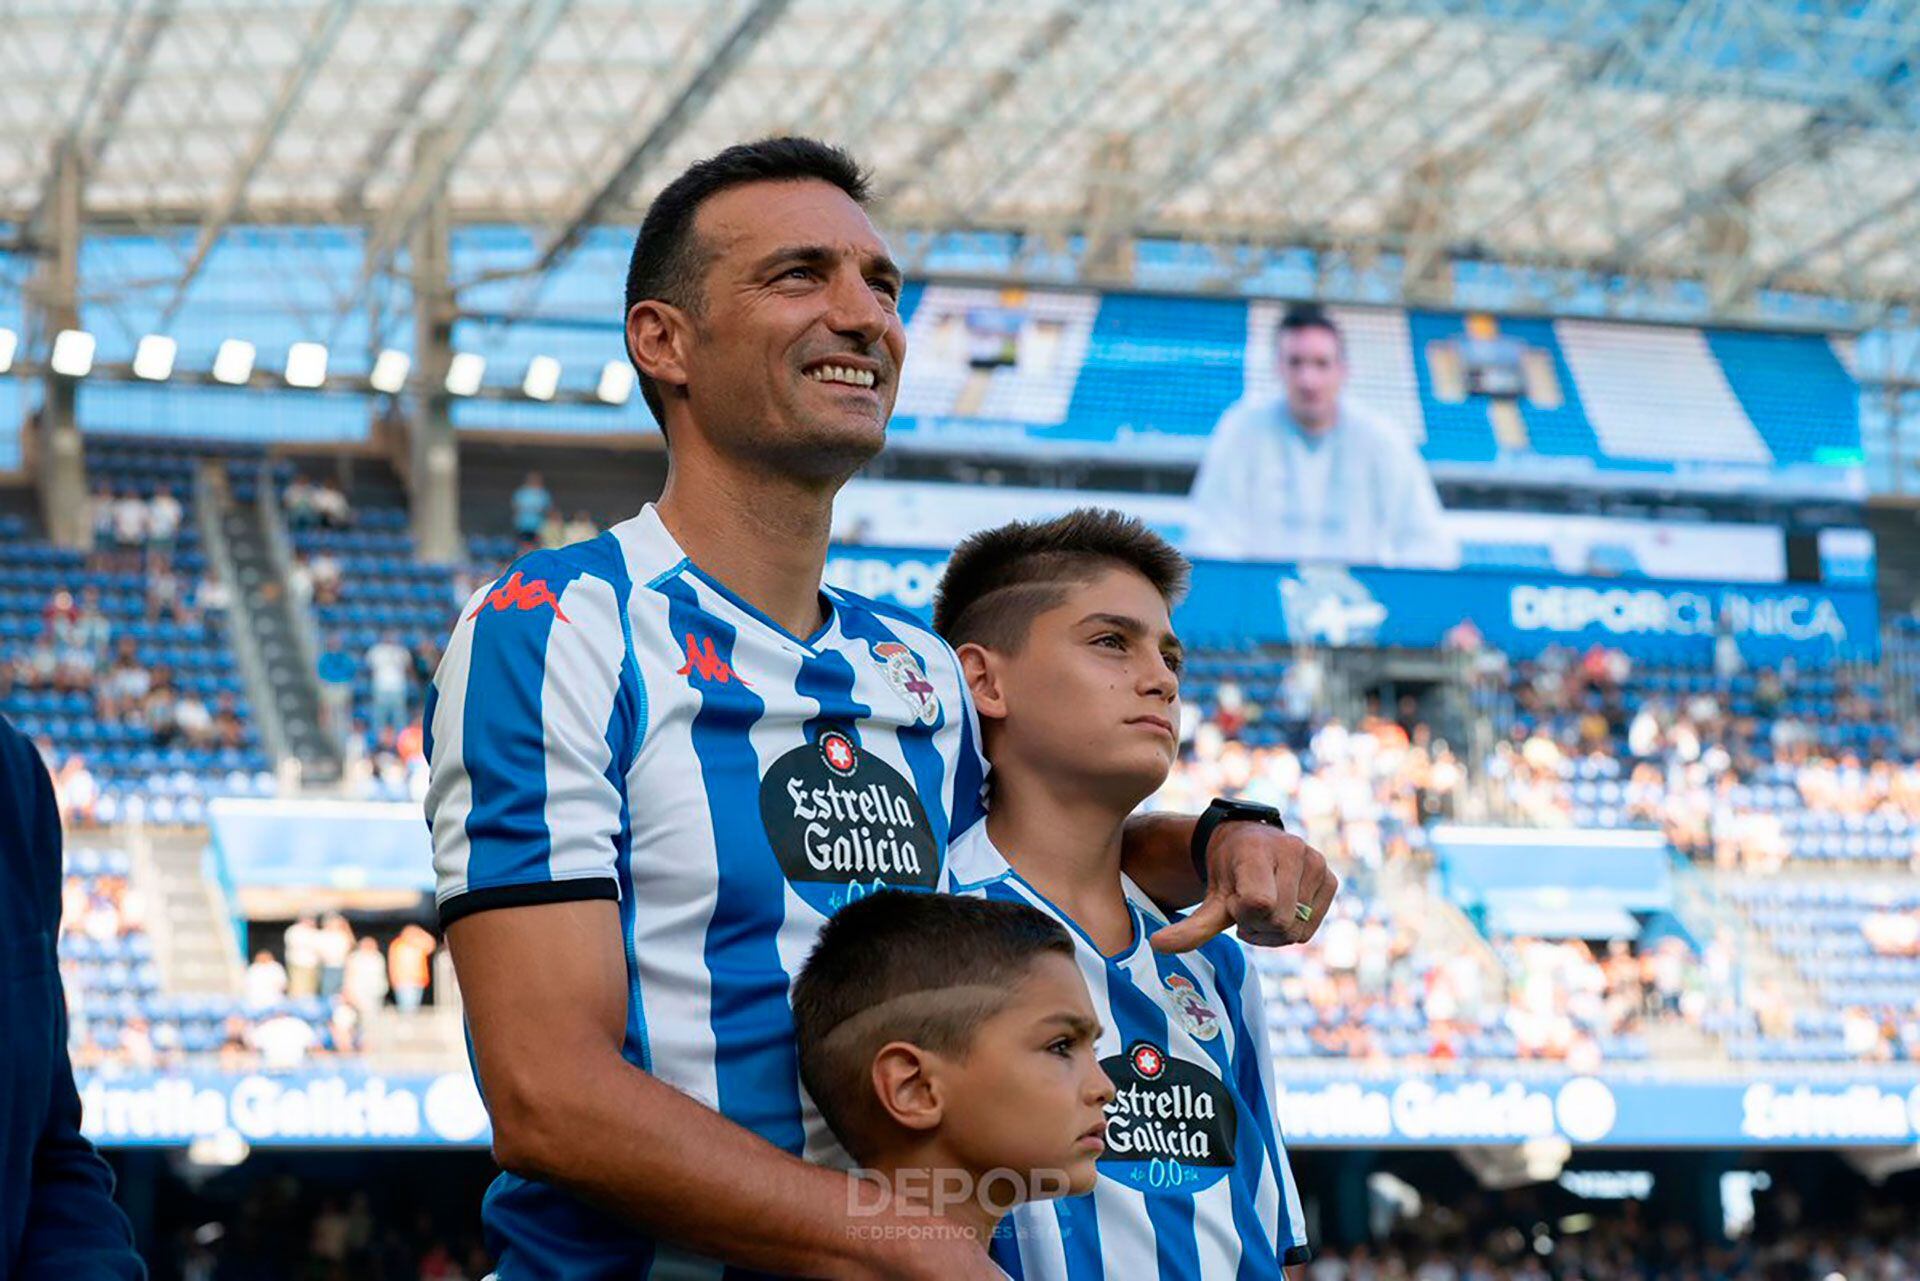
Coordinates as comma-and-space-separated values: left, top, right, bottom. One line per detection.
932, 508, 1190, 653
1278, 303, 1342, 351
623, 137, 872, 428
792, 890, 1073, 1163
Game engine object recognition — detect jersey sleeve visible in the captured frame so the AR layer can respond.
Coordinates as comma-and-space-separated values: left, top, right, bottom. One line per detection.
425, 560, 641, 928
1233, 950, 1313, 1265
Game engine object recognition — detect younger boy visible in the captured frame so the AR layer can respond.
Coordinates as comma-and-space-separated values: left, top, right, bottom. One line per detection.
792, 890, 1118, 1266
933, 508, 1313, 1278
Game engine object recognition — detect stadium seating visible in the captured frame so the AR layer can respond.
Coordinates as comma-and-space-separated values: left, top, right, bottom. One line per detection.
0, 441, 275, 819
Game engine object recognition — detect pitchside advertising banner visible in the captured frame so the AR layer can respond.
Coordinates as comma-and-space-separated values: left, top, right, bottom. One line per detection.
825, 548, 1880, 664
74, 1070, 1920, 1149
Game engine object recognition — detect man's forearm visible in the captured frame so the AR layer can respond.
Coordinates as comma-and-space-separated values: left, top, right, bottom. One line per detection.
1120, 810, 1203, 910
493, 1056, 868, 1278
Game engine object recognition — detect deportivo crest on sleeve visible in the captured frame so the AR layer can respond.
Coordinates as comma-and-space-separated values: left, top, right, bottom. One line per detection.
869, 640, 940, 726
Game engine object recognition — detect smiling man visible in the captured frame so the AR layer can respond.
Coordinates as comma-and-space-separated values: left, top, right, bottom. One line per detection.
427, 138, 1335, 1280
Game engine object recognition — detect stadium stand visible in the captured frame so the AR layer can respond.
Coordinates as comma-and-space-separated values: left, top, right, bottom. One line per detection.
1, 440, 276, 826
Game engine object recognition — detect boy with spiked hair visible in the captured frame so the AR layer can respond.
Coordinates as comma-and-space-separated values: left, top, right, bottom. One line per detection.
933, 509, 1312, 1278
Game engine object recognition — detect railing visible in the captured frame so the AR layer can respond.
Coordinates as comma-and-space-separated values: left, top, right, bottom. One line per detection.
194, 461, 292, 769
254, 462, 337, 755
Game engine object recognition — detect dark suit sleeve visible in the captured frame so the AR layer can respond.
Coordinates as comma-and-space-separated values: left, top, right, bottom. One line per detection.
15, 737, 144, 1280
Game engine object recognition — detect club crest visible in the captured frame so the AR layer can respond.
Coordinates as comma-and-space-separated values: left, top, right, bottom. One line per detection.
870, 641, 940, 726
1164, 974, 1222, 1041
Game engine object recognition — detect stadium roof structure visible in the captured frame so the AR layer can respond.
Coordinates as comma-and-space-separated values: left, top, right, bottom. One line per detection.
6, 0, 1920, 324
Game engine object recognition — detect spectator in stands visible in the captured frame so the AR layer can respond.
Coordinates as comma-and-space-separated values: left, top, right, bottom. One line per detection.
110, 487, 148, 565
317, 912, 354, 999
286, 552, 314, 612
283, 914, 322, 998
52, 755, 99, 827
193, 564, 232, 618
314, 479, 353, 530
147, 483, 183, 556
538, 505, 567, 550
325, 1002, 362, 1055
249, 1008, 318, 1071
88, 482, 115, 558
1188, 305, 1456, 567
284, 475, 320, 528
388, 922, 436, 1014
212, 691, 246, 750
345, 936, 390, 1013
142, 666, 181, 745
175, 688, 214, 749
216, 1014, 257, 1070
145, 552, 186, 625
98, 638, 151, 720
244, 949, 288, 1010
563, 508, 597, 545
72, 588, 112, 669
366, 631, 413, 738
511, 470, 552, 545
309, 549, 343, 605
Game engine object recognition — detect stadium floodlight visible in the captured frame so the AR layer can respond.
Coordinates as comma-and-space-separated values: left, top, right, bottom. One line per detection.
597, 360, 634, 406
445, 351, 485, 397
212, 339, 256, 385
133, 335, 177, 381
284, 341, 328, 389
369, 348, 410, 394
522, 355, 561, 402
0, 327, 16, 374
50, 329, 96, 377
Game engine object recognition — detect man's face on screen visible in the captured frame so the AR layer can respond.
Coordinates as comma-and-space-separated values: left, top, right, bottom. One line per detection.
1278, 324, 1345, 435
681, 179, 907, 479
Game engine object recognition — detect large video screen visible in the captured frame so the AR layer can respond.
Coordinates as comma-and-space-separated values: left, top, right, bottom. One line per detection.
885, 289, 1866, 535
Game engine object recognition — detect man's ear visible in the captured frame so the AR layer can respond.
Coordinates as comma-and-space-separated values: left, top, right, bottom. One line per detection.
626, 300, 692, 405
871, 1041, 944, 1133
956, 642, 1009, 724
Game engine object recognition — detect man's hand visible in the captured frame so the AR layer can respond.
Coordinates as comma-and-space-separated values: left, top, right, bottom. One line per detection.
1150, 820, 1338, 953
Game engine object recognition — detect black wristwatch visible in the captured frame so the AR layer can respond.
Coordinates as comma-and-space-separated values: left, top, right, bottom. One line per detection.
1190, 797, 1287, 881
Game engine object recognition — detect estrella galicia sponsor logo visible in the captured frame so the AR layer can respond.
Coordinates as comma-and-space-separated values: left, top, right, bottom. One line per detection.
1739, 1083, 1917, 1142
759, 725, 941, 915
1098, 1041, 1237, 1193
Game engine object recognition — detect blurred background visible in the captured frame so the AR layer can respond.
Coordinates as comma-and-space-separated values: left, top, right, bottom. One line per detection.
3, 1, 1920, 1276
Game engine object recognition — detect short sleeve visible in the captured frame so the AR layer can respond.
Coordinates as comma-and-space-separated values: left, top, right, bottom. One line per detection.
425, 559, 640, 927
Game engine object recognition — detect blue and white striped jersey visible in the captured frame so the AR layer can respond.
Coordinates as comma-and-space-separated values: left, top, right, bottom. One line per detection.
949, 825, 1311, 1280
425, 504, 987, 1280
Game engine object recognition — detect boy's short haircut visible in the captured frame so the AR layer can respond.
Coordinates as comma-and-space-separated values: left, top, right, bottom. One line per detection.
793, 890, 1074, 1163
932, 508, 1190, 653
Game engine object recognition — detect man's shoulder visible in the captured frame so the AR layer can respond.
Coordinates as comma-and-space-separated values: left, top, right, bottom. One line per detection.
1339, 399, 1421, 454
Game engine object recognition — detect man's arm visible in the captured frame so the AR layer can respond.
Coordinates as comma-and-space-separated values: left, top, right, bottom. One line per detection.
1120, 811, 1338, 953
13, 725, 143, 1279
453, 900, 990, 1280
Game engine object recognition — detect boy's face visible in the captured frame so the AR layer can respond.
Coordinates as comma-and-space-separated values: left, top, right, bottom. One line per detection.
973, 565, 1183, 804
937, 951, 1114, 1196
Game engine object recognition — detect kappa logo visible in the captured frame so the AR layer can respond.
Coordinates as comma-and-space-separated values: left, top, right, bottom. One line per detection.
1164, 975, 1222, 1042
676, 633, 749, 686
469, 572, 571, 623
870, 640, 940, 726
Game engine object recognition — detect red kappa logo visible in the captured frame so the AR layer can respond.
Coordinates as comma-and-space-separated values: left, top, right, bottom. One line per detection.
676, 633, 749, 686
469, 572, 570, 623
